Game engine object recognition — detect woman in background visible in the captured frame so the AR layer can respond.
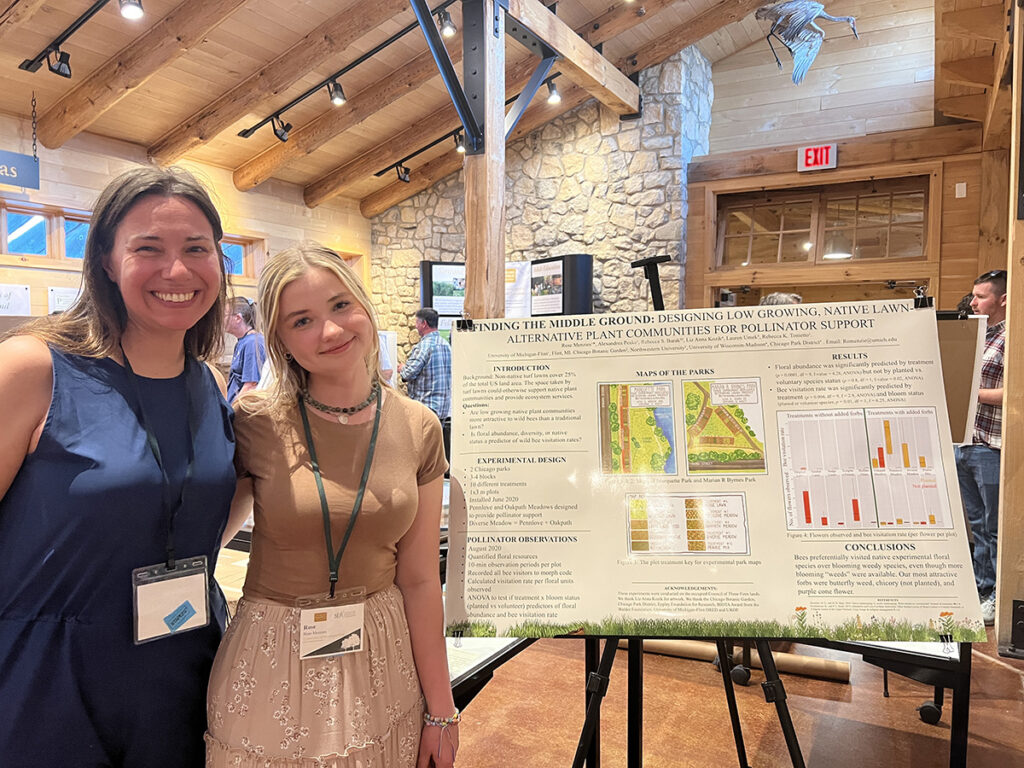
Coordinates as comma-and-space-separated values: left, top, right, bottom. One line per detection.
0, 166, 236, 766
207, 243, 457, 767
225, 295, 266, 403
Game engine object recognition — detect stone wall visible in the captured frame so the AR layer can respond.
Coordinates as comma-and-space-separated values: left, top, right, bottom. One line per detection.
371, 47, 712, 354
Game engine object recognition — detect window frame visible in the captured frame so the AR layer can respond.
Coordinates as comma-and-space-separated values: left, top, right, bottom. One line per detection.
715, 175, 930, 270
1, 198, 92, 263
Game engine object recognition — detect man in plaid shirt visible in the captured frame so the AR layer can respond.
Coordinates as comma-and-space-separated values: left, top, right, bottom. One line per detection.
956, 269, 1007, 625
399, 308, 452, 462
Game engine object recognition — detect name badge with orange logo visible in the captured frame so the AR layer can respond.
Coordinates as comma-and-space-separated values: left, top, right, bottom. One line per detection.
297, 586, 366, 660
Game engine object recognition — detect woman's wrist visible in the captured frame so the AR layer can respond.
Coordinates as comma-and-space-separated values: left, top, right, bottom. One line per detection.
423, 707, 461, 727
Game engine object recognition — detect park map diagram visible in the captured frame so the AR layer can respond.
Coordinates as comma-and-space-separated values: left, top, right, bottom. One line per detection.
683, 380, 767, 474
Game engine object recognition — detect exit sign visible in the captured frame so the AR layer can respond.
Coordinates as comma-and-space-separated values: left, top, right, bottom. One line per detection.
797, 143, 837, 172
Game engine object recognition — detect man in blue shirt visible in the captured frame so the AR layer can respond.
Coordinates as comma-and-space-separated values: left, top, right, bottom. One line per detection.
225, 296, 266, 404
399, 308, 451, 464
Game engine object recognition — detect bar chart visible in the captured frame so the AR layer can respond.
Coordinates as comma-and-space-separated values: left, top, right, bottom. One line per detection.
627, 494, 749, 555
778, 407, 951, 530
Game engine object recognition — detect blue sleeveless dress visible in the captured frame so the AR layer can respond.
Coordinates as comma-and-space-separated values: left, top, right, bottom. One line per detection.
0, 348, 235, 767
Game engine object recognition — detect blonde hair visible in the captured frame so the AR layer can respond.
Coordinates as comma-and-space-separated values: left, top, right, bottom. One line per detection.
242, 242, 383, 416
3, 165, 228, 360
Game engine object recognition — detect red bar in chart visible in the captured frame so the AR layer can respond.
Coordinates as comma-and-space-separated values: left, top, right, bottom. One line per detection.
821, 516, 828, 526
877, 446, 885, 468
803, 490, 811, 524
852, 498, 860, 522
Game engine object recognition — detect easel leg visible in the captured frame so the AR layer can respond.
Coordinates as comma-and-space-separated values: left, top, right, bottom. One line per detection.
628, 638, 643, 768
754, 639, 806, 768
573, 637, 619, 768
584, 638, 601, 768
949, 643, 972, 768
716, 640, 752, 768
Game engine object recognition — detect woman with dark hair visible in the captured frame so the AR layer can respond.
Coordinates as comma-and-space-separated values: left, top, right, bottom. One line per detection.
0, 166, 236, 766
206, 243, 456, 767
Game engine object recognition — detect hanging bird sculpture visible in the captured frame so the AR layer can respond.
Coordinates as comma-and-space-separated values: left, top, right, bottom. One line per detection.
755, 0, 858, 85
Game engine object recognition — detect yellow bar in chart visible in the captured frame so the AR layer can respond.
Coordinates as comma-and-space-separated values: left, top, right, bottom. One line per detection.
872, 458, 879, 468
919, 456, 926, 468
929, 515, 936, 525
901, 443, 910, 468
884, 420, 893, 454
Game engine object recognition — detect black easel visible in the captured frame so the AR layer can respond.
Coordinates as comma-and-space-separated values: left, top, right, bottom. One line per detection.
565, 257, 807, 768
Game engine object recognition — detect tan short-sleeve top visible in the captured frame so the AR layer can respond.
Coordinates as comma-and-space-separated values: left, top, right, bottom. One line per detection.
235, 391, 447, 601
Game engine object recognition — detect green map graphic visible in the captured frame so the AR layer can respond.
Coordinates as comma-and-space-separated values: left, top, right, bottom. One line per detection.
683, 380, 766, 474
599, 383, 675, 474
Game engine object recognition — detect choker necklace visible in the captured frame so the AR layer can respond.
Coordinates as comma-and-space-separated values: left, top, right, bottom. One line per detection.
302, 380, 380, 424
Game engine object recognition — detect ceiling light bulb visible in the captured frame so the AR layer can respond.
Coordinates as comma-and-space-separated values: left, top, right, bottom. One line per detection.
271, 116, 291, 142
454, 132, 466, 153
327, 79, 346, 106
437, 9, 457, 38
47, 48, 72, 78
396, 164, 411, 183
119, 0, 144, 19
546, 80, 561, 105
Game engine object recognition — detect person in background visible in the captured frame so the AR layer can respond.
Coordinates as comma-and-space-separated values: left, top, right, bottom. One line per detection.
0, 166, 235, 766
399, 307, 452, 464
207, 244, 457, 767
759, 291, 803, 305
225, 295, 266, 403
956, 269, 1007, 626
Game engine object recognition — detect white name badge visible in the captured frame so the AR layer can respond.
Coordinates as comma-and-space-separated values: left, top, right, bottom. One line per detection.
298, 588, 366, 660
132, 556, 210, 644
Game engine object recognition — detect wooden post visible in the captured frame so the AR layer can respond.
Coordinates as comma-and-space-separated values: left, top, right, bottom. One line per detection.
463, 0, 505, 320
996, 2, 1023, 650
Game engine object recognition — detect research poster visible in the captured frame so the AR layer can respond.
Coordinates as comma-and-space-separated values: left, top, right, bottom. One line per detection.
445, 300, 985, 641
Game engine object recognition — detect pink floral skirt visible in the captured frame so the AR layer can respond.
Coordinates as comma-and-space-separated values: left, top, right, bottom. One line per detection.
205, 585, 424, 767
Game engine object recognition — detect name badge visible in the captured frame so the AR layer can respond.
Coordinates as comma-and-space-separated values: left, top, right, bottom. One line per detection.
298, 587, 366, 660
132, 556, 210, 644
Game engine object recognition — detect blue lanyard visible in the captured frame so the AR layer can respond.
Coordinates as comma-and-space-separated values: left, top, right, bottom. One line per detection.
120, 347, 199, 570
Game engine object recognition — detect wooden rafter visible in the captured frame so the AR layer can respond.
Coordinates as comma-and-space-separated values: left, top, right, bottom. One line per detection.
148, 0, 408, 166
36, 0, 246, 149
941, 56, 995, 88
505, 0, 638, 115
0, 0, 47, 42
232, 41, 462, 191
618, 0, 766, 76
305, 0, 680, 208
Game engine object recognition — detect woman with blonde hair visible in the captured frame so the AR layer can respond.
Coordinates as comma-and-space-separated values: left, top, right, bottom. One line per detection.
0, 165, 236, 765
208, 243, 457, 767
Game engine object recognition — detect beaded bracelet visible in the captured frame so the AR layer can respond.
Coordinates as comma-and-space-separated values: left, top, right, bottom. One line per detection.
423, 708, 461, 727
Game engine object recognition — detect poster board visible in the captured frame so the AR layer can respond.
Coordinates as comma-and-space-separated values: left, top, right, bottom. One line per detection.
445, 300, 985, 641
936, 316, 985, 444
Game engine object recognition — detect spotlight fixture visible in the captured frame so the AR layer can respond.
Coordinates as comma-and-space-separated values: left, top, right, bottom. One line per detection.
546, 80, 561, 105
436, 9, 457, 38
118, 0, 145, 20
454, 132, 466, 153
327, 79, 346, 106
396, 164, 411, 183
47, 48, 72, 78
271, 115, 292, 143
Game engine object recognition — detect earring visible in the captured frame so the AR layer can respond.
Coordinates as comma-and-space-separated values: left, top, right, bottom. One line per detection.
285, 352, 293, 361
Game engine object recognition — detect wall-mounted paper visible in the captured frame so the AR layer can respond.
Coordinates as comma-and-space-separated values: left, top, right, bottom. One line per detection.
48, 286, 80, 314
0, 284, 31, 316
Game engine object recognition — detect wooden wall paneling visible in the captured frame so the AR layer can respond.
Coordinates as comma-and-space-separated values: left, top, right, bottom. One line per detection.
995, 0, 1023, 650
36, 0, 248, 149
0, 0, 47, 42
979, 150, 1010, 274
0, 257, 83, 316
684, 184, 708, 309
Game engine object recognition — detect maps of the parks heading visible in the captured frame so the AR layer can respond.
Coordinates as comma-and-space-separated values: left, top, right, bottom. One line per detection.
445, 301, 985, 641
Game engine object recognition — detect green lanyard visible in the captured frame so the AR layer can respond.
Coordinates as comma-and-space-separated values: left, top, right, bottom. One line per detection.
297, 386, 382, 598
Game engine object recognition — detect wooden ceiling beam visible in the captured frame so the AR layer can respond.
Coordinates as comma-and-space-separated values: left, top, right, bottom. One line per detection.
506, 0, 638, 115
359, 83, 590, 218
936, 94, 988, 122
0, 0, 47, 42
306, 0, 680, 207
941, 55, 996, 88
940, 5, 1006, 42
618, 0, 765, 76
579, 0, 679, 47
148, 0, 407, 166
36, 0, 246, 149
233, 40, 461, 191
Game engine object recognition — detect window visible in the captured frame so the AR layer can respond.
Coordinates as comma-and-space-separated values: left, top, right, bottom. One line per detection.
716, 176, 928, 268
221, 235, 263, 278
1, 199, 90, 262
